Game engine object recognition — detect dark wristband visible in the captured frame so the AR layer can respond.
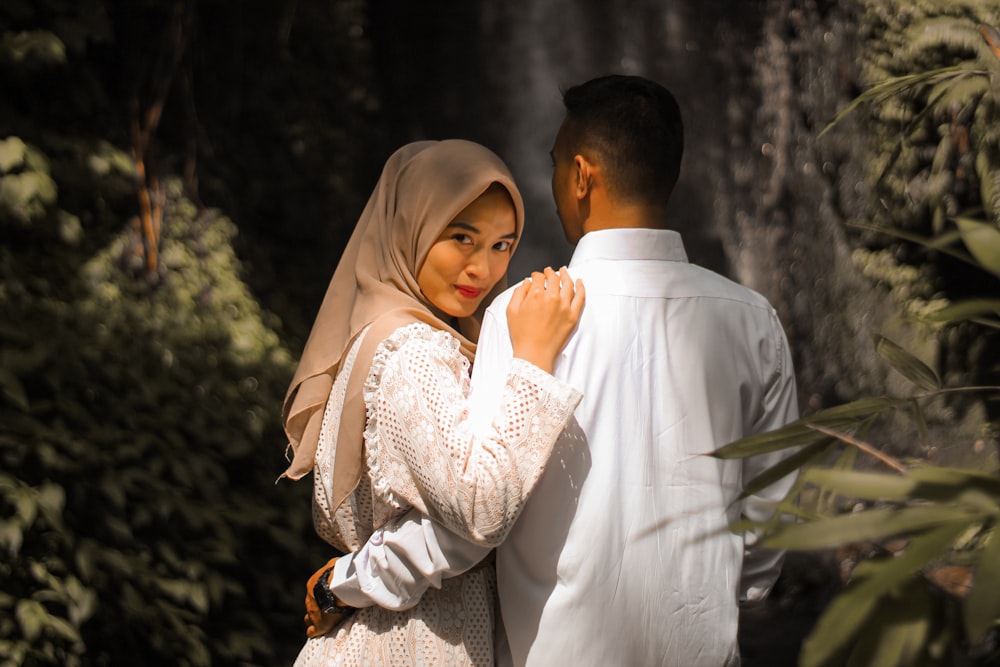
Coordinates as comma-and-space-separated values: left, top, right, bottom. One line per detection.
313, 565, 355, 615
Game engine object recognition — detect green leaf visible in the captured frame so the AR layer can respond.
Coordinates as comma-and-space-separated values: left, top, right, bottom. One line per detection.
954, 216, 1000, 278
846, 223, 978, 266
846, 579, 933, 667
921, 298, 1000, 324
906, 465, 1000, 496
15, 599, 46, 641
0, 136, 28, 173
765, 505, 984, 550
799, 523, 966, 667
800, 583, 880, 667
803, 398, 909, 427
713, 425, 832, 458
801, 468, 917, 501
872, 334, 941, 391
0, 367, 29, 411
818, 66, 965, 138
0, 30, 67, 66
740, 440, 836, 498
0, 519, 24, 556
46, 615, 82, 644
910, 399, 929, 450
964, 529, 1000, 643
714, 398, 903, 459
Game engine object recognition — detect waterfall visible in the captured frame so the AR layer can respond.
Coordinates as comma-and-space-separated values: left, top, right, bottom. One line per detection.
368, 0, 897, 413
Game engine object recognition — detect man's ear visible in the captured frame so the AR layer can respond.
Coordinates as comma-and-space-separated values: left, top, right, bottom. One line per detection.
573, 154, 593, 199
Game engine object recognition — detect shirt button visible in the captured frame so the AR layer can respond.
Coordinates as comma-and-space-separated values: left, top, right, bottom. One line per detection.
370, 532, 383, 546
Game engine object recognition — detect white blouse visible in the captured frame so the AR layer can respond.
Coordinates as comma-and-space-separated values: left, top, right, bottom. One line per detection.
293, 322, 581, 667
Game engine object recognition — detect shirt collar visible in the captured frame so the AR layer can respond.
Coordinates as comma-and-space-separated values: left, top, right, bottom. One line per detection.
569, 228, 689, 267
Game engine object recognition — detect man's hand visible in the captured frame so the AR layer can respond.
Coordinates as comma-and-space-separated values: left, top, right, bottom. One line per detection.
304, 557, 351, 638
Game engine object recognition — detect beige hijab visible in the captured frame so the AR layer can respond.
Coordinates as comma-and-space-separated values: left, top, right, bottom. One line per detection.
281, 140, 525, 516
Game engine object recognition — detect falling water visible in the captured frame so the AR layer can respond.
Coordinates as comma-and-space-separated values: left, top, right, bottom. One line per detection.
368, 0, 899, 414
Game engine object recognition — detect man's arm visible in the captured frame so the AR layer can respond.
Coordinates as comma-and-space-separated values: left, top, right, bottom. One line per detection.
328, 299, 515, 610
739, 309, 800, 602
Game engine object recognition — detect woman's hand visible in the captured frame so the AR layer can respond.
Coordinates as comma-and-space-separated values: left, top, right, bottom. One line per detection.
507, 266, 585, 373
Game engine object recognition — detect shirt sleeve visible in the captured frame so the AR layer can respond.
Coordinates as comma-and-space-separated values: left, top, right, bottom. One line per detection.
739, 307, 800, 601
330, 508, 493, 611
366, 323, 581, 546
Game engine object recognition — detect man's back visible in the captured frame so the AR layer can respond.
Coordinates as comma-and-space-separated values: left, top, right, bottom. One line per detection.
471, 228, 799, 667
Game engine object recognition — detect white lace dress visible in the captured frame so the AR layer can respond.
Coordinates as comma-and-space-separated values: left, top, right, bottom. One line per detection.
294, 323, 582, 667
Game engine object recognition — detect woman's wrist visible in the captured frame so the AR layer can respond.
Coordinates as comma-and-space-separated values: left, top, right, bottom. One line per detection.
511, 347, 554, 374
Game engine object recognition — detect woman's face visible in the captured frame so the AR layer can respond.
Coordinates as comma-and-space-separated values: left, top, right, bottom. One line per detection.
417, 184, 518, 319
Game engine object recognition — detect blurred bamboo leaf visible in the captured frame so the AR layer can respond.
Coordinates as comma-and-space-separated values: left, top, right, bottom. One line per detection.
818, 66, 965, 139
920, 298, 1000, 323
872, 334, 941, 390
765, 505, 986, 550
714, 397, 903, 459
963, 529, 1000, 643
847, 223, 977, 265
0, 368, 29, 411
844, 579, 934, 667
909, 399, 930, 450
800, 468, 916, 500
799, 523, 967, 667
954, 216, 1000, 278
740, 440, 837, 498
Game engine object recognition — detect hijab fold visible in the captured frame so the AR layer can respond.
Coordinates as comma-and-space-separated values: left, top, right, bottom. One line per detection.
281, 140, 524, 516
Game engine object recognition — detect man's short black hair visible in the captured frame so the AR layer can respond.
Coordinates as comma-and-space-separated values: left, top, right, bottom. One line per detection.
562, 75, 684, 207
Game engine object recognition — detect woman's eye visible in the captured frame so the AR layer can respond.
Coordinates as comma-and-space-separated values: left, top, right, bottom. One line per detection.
493, 240, 512, 252
452, 233, 473, 245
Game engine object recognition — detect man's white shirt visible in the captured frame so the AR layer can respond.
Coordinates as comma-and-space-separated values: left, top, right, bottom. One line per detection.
332, 228, 799, 666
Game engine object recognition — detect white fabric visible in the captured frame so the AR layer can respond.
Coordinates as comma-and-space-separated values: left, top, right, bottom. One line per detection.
295, 322, 581, 667
331, 229, 799, 666
331, 508, 488, 610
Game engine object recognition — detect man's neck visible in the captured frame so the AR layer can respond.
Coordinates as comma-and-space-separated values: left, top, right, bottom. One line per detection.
581, 201, 667, 235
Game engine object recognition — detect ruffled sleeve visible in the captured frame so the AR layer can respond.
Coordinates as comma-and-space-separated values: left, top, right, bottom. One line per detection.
363, 322, 581, 546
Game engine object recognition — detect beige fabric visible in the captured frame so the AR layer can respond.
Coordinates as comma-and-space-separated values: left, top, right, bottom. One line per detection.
281, 140, 524, 518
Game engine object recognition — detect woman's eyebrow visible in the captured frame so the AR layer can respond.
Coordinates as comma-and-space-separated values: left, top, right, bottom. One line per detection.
446, 221, 480, 233
447, 220, 517, 240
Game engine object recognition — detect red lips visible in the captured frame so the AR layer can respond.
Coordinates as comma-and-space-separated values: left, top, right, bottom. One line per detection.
455, 285, 484, 299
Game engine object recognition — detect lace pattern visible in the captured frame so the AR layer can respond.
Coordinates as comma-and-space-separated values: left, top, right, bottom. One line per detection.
296, 322, 581, 666
364, 323, 580, 544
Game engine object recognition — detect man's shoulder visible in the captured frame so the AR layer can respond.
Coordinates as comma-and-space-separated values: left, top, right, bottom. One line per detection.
483, 283, 518, 320
684, 263, 772, 307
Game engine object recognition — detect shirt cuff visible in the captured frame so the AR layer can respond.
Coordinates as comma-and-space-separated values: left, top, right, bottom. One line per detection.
329, 552, 374, 609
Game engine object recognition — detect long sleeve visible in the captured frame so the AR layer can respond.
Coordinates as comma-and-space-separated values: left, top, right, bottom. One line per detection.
739, 307, 800, 601
365, 323, 581, 546
330, 508, 492, 610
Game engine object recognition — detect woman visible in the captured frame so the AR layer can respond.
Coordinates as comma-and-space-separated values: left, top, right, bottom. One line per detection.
282, 139, 584, 666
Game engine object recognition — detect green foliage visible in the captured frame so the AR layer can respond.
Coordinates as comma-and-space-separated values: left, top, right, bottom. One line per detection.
829, 0, 1000, 402
1, 0, 377, 664
1, 171, 320, 665
722, 3, 1000, 665
721, 390, 1000, 665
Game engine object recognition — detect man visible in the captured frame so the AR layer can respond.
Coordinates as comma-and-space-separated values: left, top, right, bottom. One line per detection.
319, 75, 799, 666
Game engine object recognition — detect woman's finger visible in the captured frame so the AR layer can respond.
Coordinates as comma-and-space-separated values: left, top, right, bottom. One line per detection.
571, 278, 586, 315
528, 271, 546, 293
507, 276, 530, 311
558, 267, 574, 300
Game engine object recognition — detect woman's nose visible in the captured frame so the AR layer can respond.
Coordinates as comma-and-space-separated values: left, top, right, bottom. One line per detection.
465, 248, 488, 278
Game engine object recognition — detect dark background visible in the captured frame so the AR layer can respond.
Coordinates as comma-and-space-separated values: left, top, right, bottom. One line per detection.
2, 0, 998, 665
